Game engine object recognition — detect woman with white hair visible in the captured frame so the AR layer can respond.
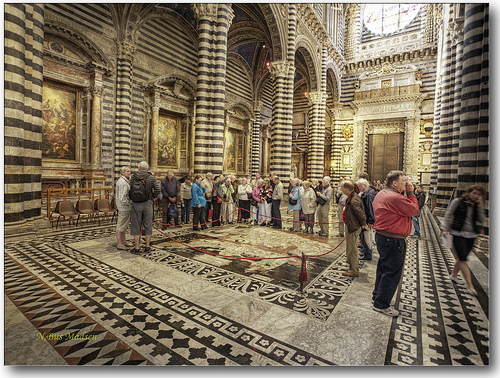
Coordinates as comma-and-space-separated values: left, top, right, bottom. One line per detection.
301, 181, 317, 234
251, 179, 263, 225
221, 178, 235, 224
288, 178, 302, 231
259, 177, 273, 226
238, 178, 252, 223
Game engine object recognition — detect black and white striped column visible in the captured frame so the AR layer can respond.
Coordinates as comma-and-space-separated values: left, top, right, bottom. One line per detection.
458, 4, 489, 193
114, 41, 135, 178
269, 4, 296, 188
4, 3, 44, 225
434, 6, 463, 215
306, 92, 326, 181
251, 101, 263, 178
192, 4, 233, 175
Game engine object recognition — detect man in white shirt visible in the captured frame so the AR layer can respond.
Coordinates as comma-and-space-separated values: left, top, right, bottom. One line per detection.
115, 166, 132, 250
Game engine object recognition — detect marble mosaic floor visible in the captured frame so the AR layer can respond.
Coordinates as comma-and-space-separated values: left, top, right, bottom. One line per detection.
3, 207, 489, 366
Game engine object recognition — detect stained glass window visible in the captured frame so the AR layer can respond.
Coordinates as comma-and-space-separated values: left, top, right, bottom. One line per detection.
364, 4, 420, 35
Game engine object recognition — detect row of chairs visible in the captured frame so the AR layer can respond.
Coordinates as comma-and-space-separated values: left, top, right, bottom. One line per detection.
51, 198, 118, 230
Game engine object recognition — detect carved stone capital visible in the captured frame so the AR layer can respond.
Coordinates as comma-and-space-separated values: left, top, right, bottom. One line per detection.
254, 100, 264, 113
306, 91, 325, 105
192, 3, 218, 22
269, 61, 291, 79
116, 40, 136, 60
90, 85, 103, 97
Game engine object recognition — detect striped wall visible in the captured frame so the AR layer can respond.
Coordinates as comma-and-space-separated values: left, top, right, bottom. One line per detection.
44, 3, 114, 36
226, 58, 253, 102
4, 4, 45, 223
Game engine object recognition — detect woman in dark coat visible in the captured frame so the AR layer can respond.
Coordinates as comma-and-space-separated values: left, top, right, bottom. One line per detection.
442, 185, 486, 296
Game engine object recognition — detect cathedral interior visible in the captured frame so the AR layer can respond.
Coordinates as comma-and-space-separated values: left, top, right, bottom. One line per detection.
3, 3, 490, 367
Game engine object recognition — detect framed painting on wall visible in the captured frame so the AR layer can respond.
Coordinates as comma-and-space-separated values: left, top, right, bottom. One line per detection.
158, 114, 179, 168
342, 153, 351, 166
224, 129, 237, 172
41, 83, 79, 162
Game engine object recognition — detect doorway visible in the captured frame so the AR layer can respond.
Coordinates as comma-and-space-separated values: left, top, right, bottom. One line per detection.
367, 133, 404, 183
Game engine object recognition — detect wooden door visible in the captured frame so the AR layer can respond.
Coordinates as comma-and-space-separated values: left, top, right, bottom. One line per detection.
368, 133, 404, 183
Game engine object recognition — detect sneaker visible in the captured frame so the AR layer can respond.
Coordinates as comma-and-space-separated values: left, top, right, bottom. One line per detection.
359, 255, 372, 260
450, 275, 463, 284
129, 248, 142, 255
373, 306, 399, 317
143, 246, 151, 253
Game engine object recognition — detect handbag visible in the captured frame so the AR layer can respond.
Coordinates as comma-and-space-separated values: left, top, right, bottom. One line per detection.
441, 233, 453, 249
250, 198, 257, 207
289, 198, 297, 206
217, 196, 222, 204
247, 192, 252, 200
168, 203, 179, 218
223, 195, 229, 202
317, 196, 326, 206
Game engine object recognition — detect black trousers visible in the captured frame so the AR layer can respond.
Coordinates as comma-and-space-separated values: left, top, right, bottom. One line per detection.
212, 198, 222, 226
272, 199, 282, 228
192, 206, 205, 228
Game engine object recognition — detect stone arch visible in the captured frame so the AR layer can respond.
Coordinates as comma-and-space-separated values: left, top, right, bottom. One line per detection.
260, 4, 284, 61
44, 22, 114, 71
146, 74, 197, 101
295, 44, 318, 92
295, 37, 321, 92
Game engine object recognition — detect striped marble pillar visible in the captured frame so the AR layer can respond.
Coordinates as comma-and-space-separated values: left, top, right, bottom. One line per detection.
90, 84, 103, 166
4, 4, 45, 225
114, 41, 136, 178
306, 92, 326, 181
192, 4, 234, 175
458, 3, 489, 219
251, 101, 263, 178
433, 6, 463, 215
269, 4, 296, 189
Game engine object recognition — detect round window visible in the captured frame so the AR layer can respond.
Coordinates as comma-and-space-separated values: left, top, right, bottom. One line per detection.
363, 4, 421, 35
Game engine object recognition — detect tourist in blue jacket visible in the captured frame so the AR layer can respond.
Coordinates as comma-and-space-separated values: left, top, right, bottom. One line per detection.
191, 175, 207, 231
288, 178, 302, 232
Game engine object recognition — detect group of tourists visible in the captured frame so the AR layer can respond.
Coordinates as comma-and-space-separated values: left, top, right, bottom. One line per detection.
114, 161, 486, 318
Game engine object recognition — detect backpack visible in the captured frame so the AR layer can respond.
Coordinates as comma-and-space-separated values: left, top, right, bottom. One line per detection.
129, 173, 150, 203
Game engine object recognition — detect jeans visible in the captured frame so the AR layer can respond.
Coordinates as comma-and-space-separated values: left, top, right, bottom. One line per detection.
181, 199, 191, 223
360, 228, 374, 259
372, 233, 407, 309
411, 213, 421, 236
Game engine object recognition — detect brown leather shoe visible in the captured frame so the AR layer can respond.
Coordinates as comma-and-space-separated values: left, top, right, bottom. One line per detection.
342, 271, 359, 277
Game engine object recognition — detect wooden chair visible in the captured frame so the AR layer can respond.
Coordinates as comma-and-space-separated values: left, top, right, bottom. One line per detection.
94, 198, 115, 225
76, 199, 96, 227
51, 201, 79, 230
110, 197, 119, 223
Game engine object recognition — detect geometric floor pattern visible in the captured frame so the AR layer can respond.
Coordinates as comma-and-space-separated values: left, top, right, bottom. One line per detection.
4, 239, 334, 366
385, 209, 489, 365
4, 207, 489, 365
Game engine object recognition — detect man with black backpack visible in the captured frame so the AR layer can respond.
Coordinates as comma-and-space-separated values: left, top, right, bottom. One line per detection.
129, 161, 160, 254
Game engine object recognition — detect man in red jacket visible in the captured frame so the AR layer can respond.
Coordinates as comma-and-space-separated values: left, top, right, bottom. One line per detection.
371, 170, 419, 317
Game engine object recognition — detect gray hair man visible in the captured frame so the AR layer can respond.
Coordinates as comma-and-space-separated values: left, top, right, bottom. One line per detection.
115, 166, 132, 250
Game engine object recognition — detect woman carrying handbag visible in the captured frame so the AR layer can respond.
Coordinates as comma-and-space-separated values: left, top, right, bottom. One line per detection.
441, 185, 486, 296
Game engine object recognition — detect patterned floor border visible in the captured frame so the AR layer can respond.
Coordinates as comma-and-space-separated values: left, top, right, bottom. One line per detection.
385, 209, 489, 365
